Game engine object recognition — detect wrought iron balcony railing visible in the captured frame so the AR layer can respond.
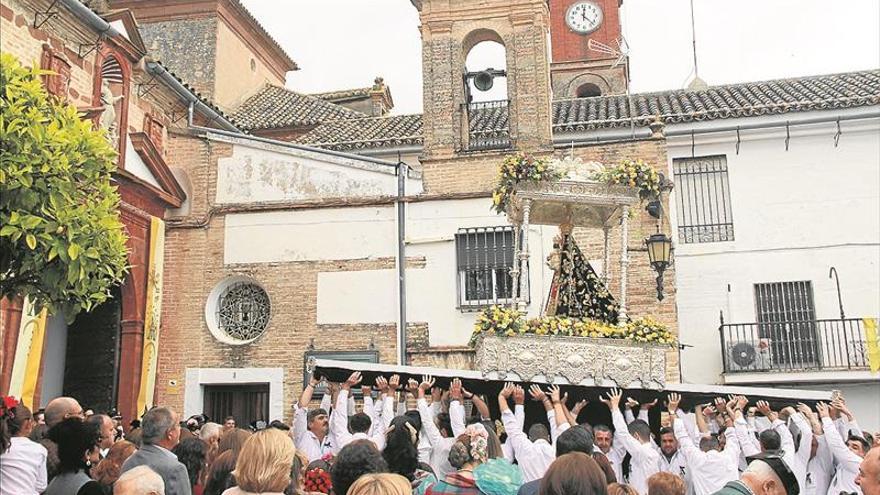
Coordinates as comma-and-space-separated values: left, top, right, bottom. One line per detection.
466, 99, 511, 151
720, 318, 870, 373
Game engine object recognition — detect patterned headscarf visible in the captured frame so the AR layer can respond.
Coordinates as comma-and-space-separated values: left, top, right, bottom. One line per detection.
464, 423, 489, 463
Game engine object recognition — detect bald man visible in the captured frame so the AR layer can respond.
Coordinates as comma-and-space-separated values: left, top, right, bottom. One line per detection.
44, 397, 84, 427
858, 447, 880, 495
712, 456, 797, 495
114, 465, 165, 495
41, 397, 84, 482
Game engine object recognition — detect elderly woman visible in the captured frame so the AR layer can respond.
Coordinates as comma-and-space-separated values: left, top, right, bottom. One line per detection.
424, 424, 521, 495
222, 428, 294, 495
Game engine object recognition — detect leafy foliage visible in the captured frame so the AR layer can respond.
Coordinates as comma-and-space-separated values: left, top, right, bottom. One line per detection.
591, 158, 661, 201
472, 306, 675, 346
0, 53, 128, 318
491, 153, 561, 214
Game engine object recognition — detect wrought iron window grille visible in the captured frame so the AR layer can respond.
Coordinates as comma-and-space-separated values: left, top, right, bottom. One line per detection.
673, 155, 734, 243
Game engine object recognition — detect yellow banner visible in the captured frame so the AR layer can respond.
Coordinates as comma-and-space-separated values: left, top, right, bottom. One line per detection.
864, 318, 879, 373
136, 217, 165, 417
8, 297, 48, 410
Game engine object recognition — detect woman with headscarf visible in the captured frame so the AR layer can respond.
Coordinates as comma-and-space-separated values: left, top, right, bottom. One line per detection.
424, 423, 521, 495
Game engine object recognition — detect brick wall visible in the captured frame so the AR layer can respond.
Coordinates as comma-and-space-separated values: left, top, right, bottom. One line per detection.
138, 18, 219, 101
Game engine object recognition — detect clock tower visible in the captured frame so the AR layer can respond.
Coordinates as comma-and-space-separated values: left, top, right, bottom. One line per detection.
549, 0, 629, 98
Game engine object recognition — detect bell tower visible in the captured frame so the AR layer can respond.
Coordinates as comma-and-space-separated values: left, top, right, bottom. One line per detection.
411, 0, 553, 160
549, 0, 628, 98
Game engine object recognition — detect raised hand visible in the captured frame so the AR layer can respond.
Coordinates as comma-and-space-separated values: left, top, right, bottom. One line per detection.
601, 388, 623, 410
361, 384, 372, 397
375, 376, 388, 393
757, 400, 778, 422
625, 397, 640, 410
737, 396, 749, 410
500, 382, 515, 399
666, 392, 681, 414
529, 384, 548, 402
513, 385, 526, 406
815, 401, 830, 419
406, 378, 420, 395
388, 374, 401, 391
549, 384, 562, 404
419, 375, 436, 394
308, 373, 320, 388
342, 371, 362, 390
702, 405, 717, 417
831, 397, 853, 420
450, 378, 463, 401
641, 399, 658, 411
571, 399, 588, 416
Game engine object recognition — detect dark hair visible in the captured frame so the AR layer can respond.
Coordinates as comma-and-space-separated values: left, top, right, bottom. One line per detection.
593, 451, 617, 484
307, 408, 327, 425
1, 402, 32, 453
331, 440, 388, 495
204, 449, 236, 495
173, 437, 207, 489
383, 416, 420, 480
659, 427, 674, 438
539, 452, 608, 495
48, 417, 101, 473
759, 429, 781, 451
594, 424, 612, 434
91, 440, 137, 487
269, 420, 290, 431
435, 412, 452, 437
627, 420, 651, 441
403, 410, 423, 432
699, 435, 720, 452
349, 412, 371, 434
557, 425, 594, 457
647, 472, 686, 495
847, 434, 871, 454
529, 423, 550, 442
224, 416, 235, 422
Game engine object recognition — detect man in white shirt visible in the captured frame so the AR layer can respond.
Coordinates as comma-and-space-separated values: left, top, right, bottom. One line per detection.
657, 426, 689, 486
292, 373, 334, 462
498, 383, 555, 483
817, 401, 869, 495
667, 393, 740, 495
595, 423, 624, 483
603, 388, 662, 495
417, 375, 456, 478
329, 372, 391, 451
797, 403, 834, 495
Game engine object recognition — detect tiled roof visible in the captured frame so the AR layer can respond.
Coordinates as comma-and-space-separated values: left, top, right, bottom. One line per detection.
294, 69, 880, 151
232, 85, 367, 130
154, 61, 239, 128
552, 69, 880, 132
296, 114, 423, 150
312, 87, 372, 102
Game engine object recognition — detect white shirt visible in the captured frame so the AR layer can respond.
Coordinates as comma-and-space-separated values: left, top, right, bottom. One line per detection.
821, 417, 863, 495
417, 398, 456, 478
330, 389, 389, 451
611, 408, 662, 494
673, 417, 740, 495
501, 409, 555, 483
659, 449, 689, 488
787, 413, 813, 493
292, 405, 334, 462
805, 434, 833, 495
0, 437, 48, 495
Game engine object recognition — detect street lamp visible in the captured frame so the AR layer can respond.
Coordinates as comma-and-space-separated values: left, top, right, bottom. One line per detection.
645, 233, 673, 301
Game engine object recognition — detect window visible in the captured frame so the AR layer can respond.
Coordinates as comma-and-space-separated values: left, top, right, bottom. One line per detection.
754, 281, 819, 367
205, 277, 271, 345
40, 45, 71, 99
673, 155, 734, 243
576, 83, 602, 98
455, 226, 519, 308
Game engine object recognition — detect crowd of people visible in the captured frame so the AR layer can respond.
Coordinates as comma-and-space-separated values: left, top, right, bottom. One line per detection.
1, 372, 878, 495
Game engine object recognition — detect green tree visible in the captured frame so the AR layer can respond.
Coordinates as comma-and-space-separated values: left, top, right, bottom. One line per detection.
1, 53, 128, 318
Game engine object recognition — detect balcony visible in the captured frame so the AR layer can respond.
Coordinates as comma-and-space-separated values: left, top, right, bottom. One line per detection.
465, 99, 510, 151
720, 318, 873, 383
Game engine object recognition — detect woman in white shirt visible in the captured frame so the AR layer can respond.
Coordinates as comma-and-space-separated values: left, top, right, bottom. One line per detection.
0, 398, 48, 495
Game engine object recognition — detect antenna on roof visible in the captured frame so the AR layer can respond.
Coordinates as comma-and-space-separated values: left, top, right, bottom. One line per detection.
588, 37, 636, 139
686, 0, 707, 91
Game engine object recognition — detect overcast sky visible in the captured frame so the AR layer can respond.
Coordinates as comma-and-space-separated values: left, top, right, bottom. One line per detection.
242, 0, 880, 115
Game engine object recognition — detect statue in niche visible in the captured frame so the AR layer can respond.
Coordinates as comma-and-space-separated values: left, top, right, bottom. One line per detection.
99, 79, 124, 147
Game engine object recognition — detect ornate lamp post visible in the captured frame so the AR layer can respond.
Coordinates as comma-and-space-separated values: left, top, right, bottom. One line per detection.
645, 173, 675, 301
645, 233, 673, 301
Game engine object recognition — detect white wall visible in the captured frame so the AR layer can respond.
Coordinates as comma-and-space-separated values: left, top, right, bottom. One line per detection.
668, 112, 880, 386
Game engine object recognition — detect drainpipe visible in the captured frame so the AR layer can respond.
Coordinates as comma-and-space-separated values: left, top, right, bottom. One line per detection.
396, 161, 408, 365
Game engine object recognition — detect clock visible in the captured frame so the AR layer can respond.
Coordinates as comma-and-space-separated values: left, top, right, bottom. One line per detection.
565, 1, 604, 35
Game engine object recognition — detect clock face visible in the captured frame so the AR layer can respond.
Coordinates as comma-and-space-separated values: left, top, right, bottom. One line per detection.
566, 1, 604, 35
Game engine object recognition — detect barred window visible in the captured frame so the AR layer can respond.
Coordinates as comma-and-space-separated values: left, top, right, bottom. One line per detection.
455, 226, 519, 308
754, 281, 818, 367
673, 155, 734, 243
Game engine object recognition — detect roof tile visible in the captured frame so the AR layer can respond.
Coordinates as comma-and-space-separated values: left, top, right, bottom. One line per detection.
232, 85, 367, 130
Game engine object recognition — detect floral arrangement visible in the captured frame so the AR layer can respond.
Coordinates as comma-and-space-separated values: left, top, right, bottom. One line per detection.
472, 307, 675, 346
303, 467, 332, 494
591, 159, 661, 201
491, 153, 561, 214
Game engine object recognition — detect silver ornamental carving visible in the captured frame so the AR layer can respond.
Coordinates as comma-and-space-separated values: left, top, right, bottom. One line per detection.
475, 334, 666, 389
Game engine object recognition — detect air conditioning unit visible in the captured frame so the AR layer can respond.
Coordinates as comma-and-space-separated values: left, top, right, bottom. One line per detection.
728, 339, 772, 371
